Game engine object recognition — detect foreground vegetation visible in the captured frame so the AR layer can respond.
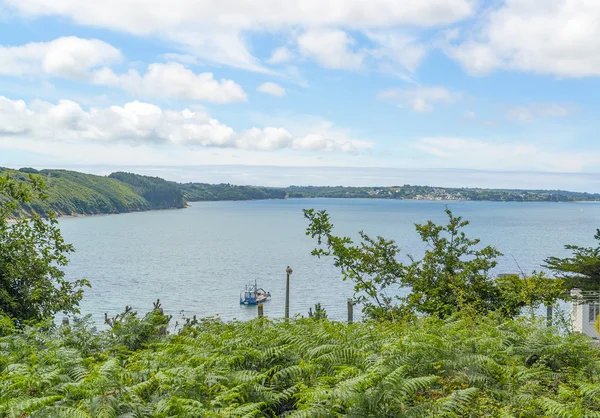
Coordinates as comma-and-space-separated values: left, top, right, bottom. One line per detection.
3, 307, 600, 417
3, 170, 600, 416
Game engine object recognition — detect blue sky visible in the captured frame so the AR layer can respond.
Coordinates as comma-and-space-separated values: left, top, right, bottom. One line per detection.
1, 0, 600, 189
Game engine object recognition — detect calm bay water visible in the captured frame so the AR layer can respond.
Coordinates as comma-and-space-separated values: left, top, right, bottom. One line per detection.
58, 199, 600, 324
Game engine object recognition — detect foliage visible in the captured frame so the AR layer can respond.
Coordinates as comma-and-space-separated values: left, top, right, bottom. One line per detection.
108, 172, 185, 209
0, 173, 89, 327
544, 229, 600, 291
288, 184, 600, 202
304, 208, 564, 320
308, 303, 328, 320
1, 307, 599, 417
403, 210, 503, 318
0, 168, 186, 218
495, 272, 566, 318
180, 182, 286, 202
104, 299, 172, 351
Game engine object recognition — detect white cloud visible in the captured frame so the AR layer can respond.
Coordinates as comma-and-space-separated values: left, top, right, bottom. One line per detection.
0, 96, 366, 153
414, 137, 598, 172
166, 30, 270, 73
377, 86, 460, 112
446, 0, 600, 77
293, 134, 362, 153
267, 47, 294, 64
4, 0, 474, 72
257, 82, 286, 97
6, 0, 474, 31
506, 103, 573, 123
237, 127, 293, 150
0, 96, 237, 146
444, 41, 501, 76
0, 36, 121, 78
162, 53, 199, 65
247, 113, 375, 153
298, 29, 365, 70
366, 31, 427, 73
91, 62, 247, 103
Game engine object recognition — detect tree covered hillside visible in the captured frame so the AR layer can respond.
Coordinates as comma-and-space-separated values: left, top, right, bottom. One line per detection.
287, 185, 600, 201
108, 172, 186, 209
4, 166, 600, 219
0, 168, 185, 217
180, 182, 286, 201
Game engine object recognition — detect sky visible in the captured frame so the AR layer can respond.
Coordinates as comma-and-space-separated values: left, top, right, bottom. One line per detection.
1, 0, 600, 190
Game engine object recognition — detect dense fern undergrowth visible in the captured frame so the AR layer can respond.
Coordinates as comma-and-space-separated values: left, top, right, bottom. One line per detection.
2, 307, 600, 418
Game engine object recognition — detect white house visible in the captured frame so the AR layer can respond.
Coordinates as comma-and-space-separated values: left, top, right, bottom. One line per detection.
570, 288, 600, 339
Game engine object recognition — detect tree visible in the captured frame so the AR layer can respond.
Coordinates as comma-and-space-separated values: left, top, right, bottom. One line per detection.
543, 230, 600, 292
304, 207, 563, 320
402, 210, 502, 318
303, 208, 405, 320
0, 173, 89, 327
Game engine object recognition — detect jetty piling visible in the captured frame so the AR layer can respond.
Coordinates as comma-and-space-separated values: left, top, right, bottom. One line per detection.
285, 266, 293, 321
347, 299, 353, 324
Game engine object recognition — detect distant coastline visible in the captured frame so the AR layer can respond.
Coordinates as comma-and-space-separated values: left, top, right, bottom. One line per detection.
3, 166, 600, 219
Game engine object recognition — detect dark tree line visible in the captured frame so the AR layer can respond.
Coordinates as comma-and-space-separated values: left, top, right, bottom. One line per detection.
109, 172, 186, 209
180, 182, 286, 201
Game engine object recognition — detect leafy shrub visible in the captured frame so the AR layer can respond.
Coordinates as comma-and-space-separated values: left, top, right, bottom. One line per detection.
1, 311, 600, 417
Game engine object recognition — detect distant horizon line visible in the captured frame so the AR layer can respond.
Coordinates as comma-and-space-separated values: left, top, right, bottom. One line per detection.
3, 165, 600, 195
5, 163, 600, 177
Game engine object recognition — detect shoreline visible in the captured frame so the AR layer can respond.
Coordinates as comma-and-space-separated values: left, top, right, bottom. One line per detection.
9, 197, 599, 222
8, 205, 187, 222
194, 197, 600, 204
56, 205, 187, 220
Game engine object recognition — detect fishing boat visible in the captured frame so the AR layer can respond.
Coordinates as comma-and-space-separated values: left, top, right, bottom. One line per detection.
240, 280, 271, 305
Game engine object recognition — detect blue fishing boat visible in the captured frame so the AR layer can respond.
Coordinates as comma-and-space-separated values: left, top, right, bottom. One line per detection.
240, 280, 271, 305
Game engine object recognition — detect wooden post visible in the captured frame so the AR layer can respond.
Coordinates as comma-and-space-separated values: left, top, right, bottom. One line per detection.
347, 298, 353, 324
258, 303, 264, 318
285, 266, 292, 321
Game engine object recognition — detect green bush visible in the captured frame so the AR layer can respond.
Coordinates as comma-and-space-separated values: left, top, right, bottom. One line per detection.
1, 309, 599, 417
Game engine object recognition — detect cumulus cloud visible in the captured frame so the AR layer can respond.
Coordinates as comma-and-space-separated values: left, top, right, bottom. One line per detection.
4, 0, 474, 72
0, 96, 367, 153
446, 0, 600, 77
91, 62, 247, 103
0, 36, 121, 78
506, 103, 573, 123
414, 137, 597, 172
0, 96, 236, 145
298, 29, 365, 70
257, 82, 286, 97
6, 0, 474, 32
237, 127, 293, 150
247, 113, 375, 153
377, 86, 460, 112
